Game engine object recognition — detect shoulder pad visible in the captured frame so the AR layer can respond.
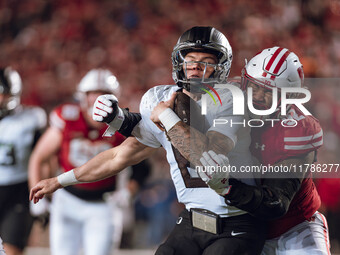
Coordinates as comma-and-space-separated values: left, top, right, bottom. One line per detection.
140, 85, 177, 114
29, 106, 47, 129
57, 104, 80, 121
50, 104, 80, 130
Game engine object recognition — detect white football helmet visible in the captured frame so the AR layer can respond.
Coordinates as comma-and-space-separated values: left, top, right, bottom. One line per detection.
76, 69, 120, 115
0, 67, 22, 119
241, 46, 304, 119
77, 69, 120, 95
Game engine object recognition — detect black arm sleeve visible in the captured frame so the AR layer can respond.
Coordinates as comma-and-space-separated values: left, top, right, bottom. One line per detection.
224, 178, 302, 220
117, 108, 141, 137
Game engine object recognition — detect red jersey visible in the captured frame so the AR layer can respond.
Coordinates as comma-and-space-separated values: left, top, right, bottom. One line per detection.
50, 103, 125, 197
250, 106, 323, 238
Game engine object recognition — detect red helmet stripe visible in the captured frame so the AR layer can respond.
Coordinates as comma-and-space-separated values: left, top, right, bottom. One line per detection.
262, 47, 284, 77
270, 49, 290, 80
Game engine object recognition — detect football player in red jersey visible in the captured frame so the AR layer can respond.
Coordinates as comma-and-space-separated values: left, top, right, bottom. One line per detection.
243, 47, 329, 255
28, 69, 126, 255
200, 47, 330, 254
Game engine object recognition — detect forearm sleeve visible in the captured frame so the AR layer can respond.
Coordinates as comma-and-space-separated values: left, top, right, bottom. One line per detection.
118, 109, 142, 137
224, 178, 302, 220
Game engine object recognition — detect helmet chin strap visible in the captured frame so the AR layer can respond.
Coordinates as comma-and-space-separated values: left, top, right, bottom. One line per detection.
182, 78, 220, 95
183, 79, 205, 93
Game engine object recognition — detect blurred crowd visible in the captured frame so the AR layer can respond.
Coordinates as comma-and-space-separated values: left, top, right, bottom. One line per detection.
1, 0, 340, 252
1, 0, 340, 110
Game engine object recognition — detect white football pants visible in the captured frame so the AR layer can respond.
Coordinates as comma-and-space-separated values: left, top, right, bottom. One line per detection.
50, 189, 116, 255
262, 212, 330, 255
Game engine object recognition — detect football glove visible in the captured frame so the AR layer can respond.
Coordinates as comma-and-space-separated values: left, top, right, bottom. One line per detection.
198, 150, 231, 196
92, 94, 125, 136
30, 197, 50, 228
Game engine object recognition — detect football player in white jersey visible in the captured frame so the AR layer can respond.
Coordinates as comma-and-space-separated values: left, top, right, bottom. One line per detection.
0, 237, 6, 255
0, 67, 47, 255
30, 27, 266, 255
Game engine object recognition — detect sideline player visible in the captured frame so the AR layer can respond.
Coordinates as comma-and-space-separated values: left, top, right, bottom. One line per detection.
0, 236, 6, 255
30, 26, 266, 255
28, 69, 125, 255
0, 67, 47, 255
201, 47, 330, 254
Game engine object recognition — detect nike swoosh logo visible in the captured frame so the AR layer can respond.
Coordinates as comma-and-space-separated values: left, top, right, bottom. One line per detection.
231, 230, 246, 236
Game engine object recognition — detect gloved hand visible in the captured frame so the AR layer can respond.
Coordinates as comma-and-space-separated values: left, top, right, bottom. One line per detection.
30, 197, 50, 228
198, 150, 231, 196
92, 94, 125, 136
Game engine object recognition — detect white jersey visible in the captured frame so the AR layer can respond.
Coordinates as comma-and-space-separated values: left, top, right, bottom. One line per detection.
0, 106, 47, 185
0, 236, 5, 255
133, 85, 254, 217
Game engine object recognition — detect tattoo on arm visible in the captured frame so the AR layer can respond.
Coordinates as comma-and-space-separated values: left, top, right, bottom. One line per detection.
167, 122, 233, 167
167, 122, 207, 166
207, 132, 234, 155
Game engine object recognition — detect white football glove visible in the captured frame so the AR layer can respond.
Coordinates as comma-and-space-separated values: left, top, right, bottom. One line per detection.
198, 150, 231, 196
30, 197, 50, 216
30, 197, 50, 227
92, 94, 125, 137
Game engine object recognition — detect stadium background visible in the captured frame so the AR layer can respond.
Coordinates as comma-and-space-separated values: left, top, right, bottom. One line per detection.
1, 0, 340, 254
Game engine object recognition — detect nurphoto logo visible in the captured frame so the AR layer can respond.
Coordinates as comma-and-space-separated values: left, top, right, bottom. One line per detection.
200, 84, 311, 128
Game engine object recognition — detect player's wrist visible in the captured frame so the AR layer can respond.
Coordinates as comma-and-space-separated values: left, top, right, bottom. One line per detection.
158, 108, 181, 131
108, 106, 125, 128
208, 178, 231, 196
103, 107, 125, 137
57, 169, 80, 187
219, 185, 232, 196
